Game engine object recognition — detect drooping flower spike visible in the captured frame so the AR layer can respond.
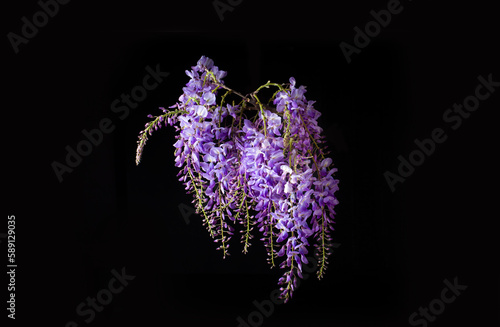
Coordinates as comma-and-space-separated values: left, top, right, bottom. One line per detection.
136, 56, 339, 302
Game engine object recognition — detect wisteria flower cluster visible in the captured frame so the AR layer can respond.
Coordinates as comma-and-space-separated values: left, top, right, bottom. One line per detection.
136, 56, 339, 302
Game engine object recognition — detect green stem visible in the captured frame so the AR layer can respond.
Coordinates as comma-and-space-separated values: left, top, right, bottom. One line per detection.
187, 168, 214, 238
298, 111, 325, 160
252, 93, 267, 137
136, 110, 187, 165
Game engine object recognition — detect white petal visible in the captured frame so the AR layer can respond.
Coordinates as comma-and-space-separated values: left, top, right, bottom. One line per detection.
281, 165, 293, 175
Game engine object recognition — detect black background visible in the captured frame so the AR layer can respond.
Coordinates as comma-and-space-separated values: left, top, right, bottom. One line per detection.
3, 0, 499, 326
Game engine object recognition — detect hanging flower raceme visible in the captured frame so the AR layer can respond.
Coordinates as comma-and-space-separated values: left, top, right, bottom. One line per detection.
135, 55, 339, 302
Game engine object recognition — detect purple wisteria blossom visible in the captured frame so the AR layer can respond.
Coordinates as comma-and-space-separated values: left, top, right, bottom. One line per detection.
135, 56, 339, 303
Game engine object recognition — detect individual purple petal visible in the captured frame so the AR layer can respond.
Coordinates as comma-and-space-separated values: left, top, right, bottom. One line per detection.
202, 92, 216, 105
277, 231, 288, 243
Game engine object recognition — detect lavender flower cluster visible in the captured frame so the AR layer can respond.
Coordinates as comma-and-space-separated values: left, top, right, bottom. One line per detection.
136, 56, 339, 302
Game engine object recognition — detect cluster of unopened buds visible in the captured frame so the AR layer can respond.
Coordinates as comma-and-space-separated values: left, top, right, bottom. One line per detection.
136, 56, 339, 302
